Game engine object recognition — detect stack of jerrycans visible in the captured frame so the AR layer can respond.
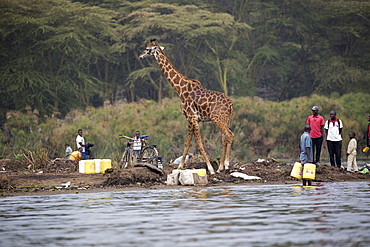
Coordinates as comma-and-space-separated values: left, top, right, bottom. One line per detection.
291, 162, 316, 180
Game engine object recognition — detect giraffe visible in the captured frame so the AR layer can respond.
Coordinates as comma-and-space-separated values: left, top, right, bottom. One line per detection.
139, 39, 234, 175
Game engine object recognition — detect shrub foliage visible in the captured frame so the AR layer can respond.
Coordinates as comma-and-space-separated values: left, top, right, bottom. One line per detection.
1, 94, 369, 165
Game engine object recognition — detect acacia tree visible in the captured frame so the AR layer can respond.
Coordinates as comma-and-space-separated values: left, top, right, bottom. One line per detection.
206, 0, 370, 100
0, 0, 119, 123
312, 0, 370, 95
119, 2, 252, 100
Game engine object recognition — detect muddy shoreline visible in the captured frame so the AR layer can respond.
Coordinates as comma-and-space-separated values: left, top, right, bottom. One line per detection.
1, 158, 369, 197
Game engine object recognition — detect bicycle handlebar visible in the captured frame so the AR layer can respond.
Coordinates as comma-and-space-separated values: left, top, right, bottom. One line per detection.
118, 134, 134, 140
118, 134, 149, 140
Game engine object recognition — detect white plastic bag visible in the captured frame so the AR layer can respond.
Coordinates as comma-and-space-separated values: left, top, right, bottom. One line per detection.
178, 170, 195, 185
166, 169, 181, 185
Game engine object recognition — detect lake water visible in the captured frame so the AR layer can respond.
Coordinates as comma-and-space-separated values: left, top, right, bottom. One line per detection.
1, 182, 370, 247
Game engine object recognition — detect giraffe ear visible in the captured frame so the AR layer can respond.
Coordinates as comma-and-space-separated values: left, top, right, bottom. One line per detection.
160, 46, 165, 50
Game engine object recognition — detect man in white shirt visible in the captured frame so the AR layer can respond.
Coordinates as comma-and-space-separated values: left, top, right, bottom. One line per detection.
133, 131, 144, 157
324, 111, 343, 168
76, 129, 88, 159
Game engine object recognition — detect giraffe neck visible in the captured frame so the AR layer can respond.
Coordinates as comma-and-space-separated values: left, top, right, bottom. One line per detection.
155, 49, 197, 97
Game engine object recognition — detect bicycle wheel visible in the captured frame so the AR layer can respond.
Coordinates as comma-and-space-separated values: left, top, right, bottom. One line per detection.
140, 146, 158, 167
120, 149, 131, 168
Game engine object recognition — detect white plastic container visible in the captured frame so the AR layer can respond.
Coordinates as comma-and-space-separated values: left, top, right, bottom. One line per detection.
79, 160, 86, 173
94, 159, 102, 173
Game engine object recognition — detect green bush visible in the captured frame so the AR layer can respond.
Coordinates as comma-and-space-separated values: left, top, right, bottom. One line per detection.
1, 93, 369, 164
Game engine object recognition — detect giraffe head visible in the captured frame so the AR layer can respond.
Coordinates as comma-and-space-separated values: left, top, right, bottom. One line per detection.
139, 39, 164, 60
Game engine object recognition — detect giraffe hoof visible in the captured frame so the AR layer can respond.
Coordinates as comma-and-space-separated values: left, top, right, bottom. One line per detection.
216, 168, 229, 174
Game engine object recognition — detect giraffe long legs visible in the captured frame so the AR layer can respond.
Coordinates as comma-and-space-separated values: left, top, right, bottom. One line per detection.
215, 123, 234, 173
178, 123, 193, 170
179, 121, 216, 175
193, 122, 216, 175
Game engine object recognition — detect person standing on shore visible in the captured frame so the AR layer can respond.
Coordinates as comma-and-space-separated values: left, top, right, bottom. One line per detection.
76, 129, 88, 160
133, 131, 144, 157
346, 131, 358, 172
306, 106, 325, 164
324, 111, 343, 168
300, 124, 313, 186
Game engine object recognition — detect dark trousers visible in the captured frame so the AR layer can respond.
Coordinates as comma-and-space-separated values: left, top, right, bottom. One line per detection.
327, 140, 342, 168
312, 136, 323, 163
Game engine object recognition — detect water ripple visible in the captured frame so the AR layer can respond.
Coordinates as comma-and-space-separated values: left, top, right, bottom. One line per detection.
1, 182, 370, 246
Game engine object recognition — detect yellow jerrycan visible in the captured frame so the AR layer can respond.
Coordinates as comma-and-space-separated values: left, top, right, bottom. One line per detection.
100, 159, 112, 173
302, 163, 316, 180
290, 162, 302, 179
84, 160, 96, 174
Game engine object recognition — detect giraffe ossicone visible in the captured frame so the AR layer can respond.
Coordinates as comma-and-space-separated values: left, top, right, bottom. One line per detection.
139, 39, 234, 175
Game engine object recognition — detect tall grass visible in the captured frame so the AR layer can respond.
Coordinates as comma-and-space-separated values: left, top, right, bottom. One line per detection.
1, 93, 369, 165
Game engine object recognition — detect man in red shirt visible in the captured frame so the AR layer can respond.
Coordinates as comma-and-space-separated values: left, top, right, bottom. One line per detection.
306, 106, 325, 164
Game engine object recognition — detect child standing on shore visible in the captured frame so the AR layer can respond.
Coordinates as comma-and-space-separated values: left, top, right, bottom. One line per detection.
300, 124, 313, 186
346, 131, 358, 172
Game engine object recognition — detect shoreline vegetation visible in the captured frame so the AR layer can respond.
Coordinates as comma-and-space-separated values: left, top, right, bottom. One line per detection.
1, 94, 369, 164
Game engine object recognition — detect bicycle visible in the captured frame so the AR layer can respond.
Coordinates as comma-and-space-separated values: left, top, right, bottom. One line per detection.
118, 134, 160, 168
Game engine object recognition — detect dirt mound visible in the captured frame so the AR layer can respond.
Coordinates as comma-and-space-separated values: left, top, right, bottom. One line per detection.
0, 159, 28, 172
44, 160, 77, 173
230, 159, 292, 181
315, 164, 362, 181
184, 160, 218, 170
102, 167, 166, 187
184, 158, 370, 183
71, 158, 370, 187
0, 158, 76, 173
180, 158, 294, 183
